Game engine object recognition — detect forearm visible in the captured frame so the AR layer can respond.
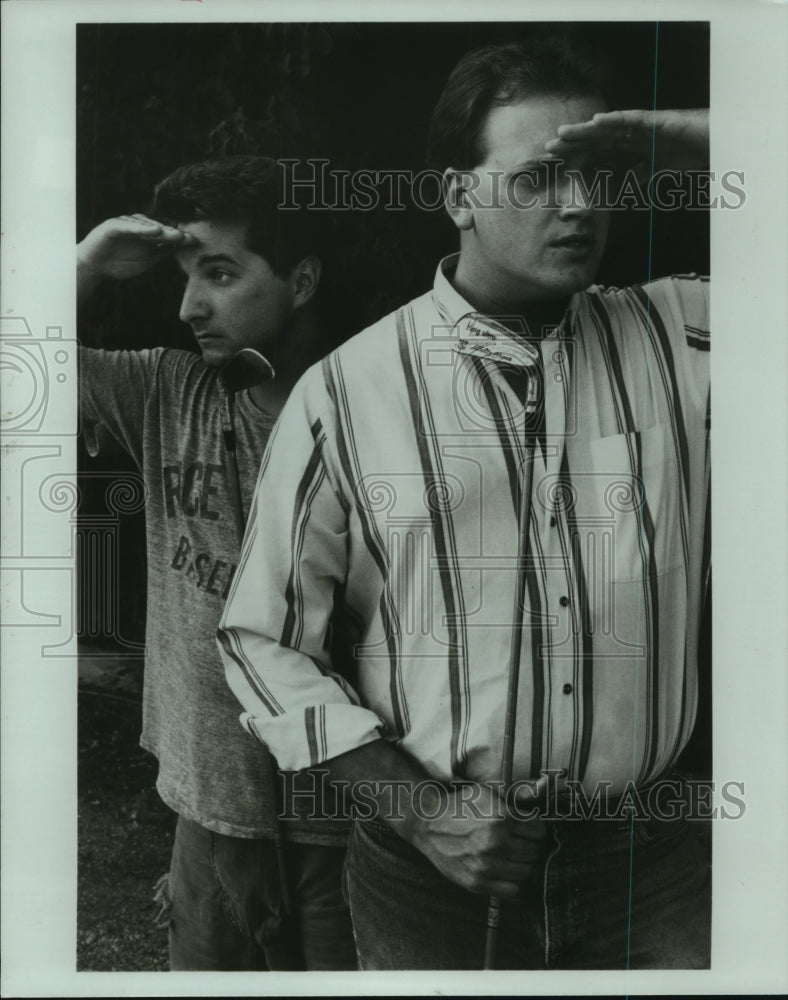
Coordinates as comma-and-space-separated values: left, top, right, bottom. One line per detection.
77, 249, 101, 304
76, 215, 194, 305
326, 738, 448, 846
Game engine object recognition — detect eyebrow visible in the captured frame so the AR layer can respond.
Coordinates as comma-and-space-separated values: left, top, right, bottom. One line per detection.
510, 151, 597, 174
195, 253, 241, 268
175, 252, 241, 273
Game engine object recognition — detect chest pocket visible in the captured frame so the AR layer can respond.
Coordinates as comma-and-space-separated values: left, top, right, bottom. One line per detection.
585, 422, 684, 582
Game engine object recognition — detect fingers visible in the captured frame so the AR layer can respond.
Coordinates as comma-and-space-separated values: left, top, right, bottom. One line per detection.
113, 214, 197, 245
122, 212, 160, 225
510, 772, 553, 808
486, 883, 517, 900
456, 853, 540, 897
543, 110, 658, 160
509, 817, 547, 844
483, 879, 522, 900
115, 214, 164, 236
458, 825, 546, 894
472, 831, 546, 894
508, 773, 561, 840
465, 821, 547, 885
557, 109, 654, 140
544, 109, 708, 169
494, 819, 547, 856
589, 109, 655, 132
486, 852, 539, 880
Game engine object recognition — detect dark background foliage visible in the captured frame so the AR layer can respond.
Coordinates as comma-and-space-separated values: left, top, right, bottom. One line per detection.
78, 21, 709, 355
76, 22, 710, 772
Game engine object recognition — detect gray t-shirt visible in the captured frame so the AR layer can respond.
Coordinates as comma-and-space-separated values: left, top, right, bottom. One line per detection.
80, 347, 348, 842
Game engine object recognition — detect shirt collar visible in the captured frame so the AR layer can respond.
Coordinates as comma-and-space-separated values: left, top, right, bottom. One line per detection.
432, 252, 579, 371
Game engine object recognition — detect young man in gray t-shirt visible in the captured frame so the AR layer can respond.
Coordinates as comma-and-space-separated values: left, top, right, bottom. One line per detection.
78, 156, 355, 971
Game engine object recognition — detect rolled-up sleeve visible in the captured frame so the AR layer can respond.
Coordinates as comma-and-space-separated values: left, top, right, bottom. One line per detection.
217, 367, 384, 770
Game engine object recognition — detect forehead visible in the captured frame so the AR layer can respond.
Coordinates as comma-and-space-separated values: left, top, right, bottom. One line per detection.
177, 217, 249, 243
173, 217, 254, 266
479, 92, 607, 167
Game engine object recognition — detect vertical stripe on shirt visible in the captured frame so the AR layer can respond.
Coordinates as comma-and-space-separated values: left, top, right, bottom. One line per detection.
589, 295, 661, 782
216, 261, 710, 793
217, 626, 285, 716
471, 355, 550, 777
321, 355, 409, 739
557, 449, 595, 782
397, 307, 471, 775
631, 285, 692, 572
282, 422, 327, 650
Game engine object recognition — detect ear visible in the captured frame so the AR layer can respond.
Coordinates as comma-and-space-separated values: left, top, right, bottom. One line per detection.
443, 167, 475, 232
291, 255, 321, 309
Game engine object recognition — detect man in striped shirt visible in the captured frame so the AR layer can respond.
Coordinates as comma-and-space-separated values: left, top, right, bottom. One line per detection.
218, 39, 711, 969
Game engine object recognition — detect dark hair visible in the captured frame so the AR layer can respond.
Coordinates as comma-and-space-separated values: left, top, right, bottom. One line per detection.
426, 36, 608, 172
151, 155, 324, 277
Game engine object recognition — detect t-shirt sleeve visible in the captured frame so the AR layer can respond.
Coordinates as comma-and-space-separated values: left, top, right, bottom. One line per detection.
79, 346, 166, 466
217, 366, 385, 772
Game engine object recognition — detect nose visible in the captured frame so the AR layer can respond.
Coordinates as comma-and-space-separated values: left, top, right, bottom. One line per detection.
554, 171, 597, 217
179, 279, 210, 325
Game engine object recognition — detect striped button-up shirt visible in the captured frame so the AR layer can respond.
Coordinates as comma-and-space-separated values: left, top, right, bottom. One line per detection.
218, 256, 710, 795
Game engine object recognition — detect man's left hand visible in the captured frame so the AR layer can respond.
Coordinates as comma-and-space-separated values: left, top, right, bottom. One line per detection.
545, 109, 709, 174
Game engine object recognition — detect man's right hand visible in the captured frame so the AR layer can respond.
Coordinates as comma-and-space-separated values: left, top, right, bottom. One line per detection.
327, 740, 549, 899
77, 214, 195, 298
401, 778, 547, 898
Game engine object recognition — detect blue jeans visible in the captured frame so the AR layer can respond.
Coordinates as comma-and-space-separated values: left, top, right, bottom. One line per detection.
343, 808, 711, 970
158, 816, 357, 970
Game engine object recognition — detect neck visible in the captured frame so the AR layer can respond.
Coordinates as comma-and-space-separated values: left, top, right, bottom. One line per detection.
249, 305, 322, 416
452, 258, 570, 339
247, 379, 289, 416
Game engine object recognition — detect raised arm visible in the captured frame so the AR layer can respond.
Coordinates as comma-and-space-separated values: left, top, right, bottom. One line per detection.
77, 213, 195, 302
76, 213, 195, 458
544, 107, 709, 173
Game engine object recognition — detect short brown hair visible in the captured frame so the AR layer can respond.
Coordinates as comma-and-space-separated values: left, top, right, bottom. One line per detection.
426, 36, 607, 172
152, 155, 325, 277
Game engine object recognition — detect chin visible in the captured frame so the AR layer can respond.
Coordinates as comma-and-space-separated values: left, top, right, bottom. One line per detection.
546, 267, 599, 297
197, 348, 227, 369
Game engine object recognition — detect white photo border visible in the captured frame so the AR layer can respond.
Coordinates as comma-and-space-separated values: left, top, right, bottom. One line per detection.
1, 0, 786, 995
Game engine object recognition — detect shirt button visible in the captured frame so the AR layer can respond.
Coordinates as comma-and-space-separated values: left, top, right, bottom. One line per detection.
559, 595, 569, 607
562, 683, 573, 695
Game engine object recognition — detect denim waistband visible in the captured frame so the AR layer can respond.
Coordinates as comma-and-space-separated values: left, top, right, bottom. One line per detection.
537, 772, 701, 838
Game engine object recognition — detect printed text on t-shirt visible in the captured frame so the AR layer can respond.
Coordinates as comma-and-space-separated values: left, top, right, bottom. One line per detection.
171, 534, 237, 599
163, 461, 224, 520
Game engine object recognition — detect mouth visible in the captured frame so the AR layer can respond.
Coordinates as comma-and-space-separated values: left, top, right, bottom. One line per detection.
550, 234, 596, 252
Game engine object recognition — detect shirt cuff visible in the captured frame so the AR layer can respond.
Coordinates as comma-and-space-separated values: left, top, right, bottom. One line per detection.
241, 703, 386, 771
